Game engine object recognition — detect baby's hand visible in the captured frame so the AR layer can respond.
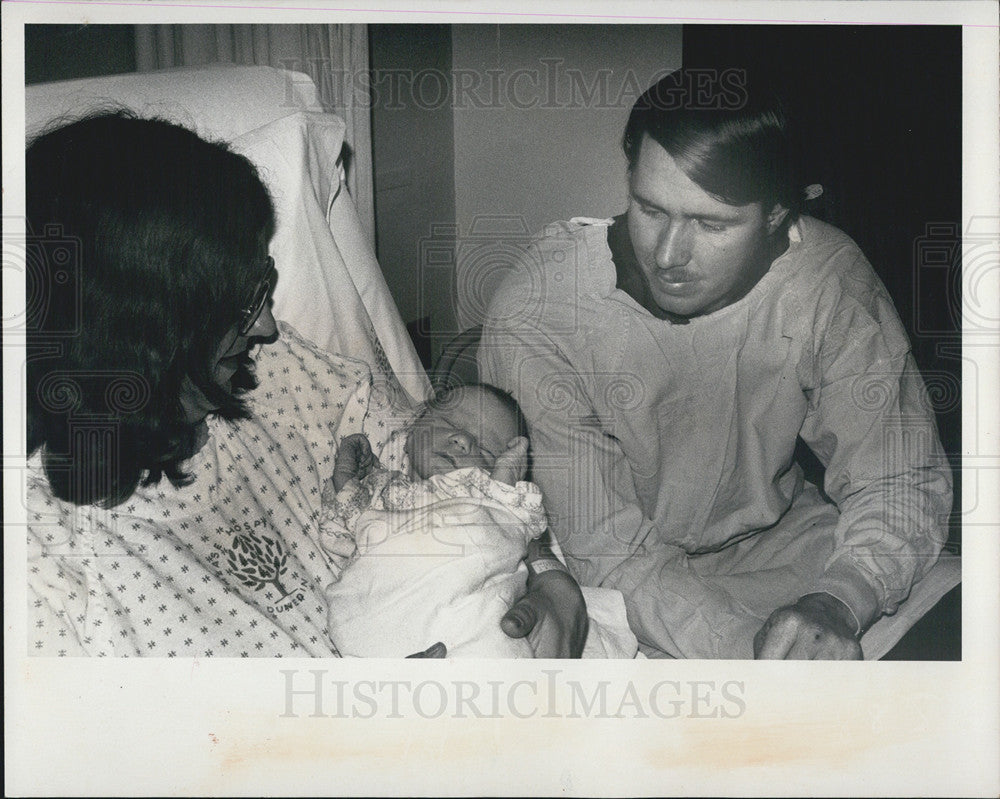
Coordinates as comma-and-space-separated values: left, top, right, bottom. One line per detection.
332, 433, 377, 492
490, 436, 529, 486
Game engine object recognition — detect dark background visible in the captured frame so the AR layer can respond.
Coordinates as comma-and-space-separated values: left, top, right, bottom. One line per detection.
685, 26, 962, 658
25, 24, 136, 84
685, 25, 962, 462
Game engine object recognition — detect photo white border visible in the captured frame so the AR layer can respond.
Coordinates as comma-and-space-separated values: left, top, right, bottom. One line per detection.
4, 2, 998, 796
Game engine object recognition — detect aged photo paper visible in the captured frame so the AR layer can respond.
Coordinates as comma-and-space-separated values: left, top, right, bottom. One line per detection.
4, 1, 998, 795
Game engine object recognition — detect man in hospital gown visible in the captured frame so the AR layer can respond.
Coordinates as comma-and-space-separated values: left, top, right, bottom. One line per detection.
479, 71, 952, 659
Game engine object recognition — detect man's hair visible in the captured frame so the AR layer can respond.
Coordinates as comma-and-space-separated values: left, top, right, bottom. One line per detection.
424, 383, 529, 441
26, 110, 276, 507
623, 69, 803, 222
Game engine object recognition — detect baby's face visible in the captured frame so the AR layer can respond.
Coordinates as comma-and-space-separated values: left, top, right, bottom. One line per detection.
405, 387, 518, 479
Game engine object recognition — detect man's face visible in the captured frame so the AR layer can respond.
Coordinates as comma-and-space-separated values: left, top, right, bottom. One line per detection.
405, 387, 518, 480
626, 134, 785, 318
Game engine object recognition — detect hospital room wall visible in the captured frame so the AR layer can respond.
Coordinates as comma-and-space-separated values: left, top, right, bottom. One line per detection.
370, 24, 683, 364
369, 24, 458, 368
448, 25, 682, 332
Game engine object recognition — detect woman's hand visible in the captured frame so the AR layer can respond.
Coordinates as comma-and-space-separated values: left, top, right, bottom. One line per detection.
501, 566, 588, 658
332, 433, 377, 492
490, 436, 529, 486
406, 642, 447, 658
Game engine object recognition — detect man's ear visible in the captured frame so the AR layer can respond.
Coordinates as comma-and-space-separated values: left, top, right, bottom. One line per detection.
766, 204, 790, 234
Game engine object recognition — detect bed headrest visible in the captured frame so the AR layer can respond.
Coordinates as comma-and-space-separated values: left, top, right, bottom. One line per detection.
24, 64, 431, 406
26, 64, 324, 142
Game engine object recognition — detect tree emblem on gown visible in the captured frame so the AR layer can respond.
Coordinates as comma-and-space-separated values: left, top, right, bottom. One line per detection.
226, 529, 291, 597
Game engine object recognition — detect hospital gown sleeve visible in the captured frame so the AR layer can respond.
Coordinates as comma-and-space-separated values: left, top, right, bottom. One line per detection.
800, 263, 953, 632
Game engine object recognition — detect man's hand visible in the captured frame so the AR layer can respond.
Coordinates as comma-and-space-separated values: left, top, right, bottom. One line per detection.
490, 436, 529, 486
501, 567, 588, 658
754, 592, 863, 659
332, 433, 377, 492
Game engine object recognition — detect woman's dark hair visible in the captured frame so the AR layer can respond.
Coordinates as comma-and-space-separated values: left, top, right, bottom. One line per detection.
622, 69, 804, 221
26, 110, 276, 507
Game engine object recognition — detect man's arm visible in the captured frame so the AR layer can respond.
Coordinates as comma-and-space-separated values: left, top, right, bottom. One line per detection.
757, 267, 952, 659
500, 532, 589, 658
479, 279, 751, 658
485, 434, 589, 657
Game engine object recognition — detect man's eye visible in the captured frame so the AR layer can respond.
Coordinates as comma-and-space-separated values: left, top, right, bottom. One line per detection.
697, 219, 726, 232
631, 197, 659, 216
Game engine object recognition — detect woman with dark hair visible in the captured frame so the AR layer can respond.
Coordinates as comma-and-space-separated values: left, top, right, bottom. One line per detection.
26, 112, 586, 657
480, 69, 952, 659
27, 111, 278, 507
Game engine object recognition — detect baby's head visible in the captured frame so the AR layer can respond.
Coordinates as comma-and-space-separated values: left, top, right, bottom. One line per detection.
404, 384, 528, 480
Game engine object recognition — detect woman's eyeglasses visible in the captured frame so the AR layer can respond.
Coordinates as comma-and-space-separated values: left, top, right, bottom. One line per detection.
238, 255, 275, 336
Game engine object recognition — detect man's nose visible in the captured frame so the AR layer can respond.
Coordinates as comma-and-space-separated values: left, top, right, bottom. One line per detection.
446, 431, 473, 455
654, 219, 693, 269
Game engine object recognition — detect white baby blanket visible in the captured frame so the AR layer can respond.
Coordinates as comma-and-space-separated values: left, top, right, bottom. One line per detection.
324, 469, 638, 658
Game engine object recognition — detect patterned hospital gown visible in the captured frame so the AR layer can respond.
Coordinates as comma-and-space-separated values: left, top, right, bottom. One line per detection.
26, 323, 405, 657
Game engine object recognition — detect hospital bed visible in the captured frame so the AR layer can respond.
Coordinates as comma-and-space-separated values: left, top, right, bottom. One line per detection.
25, 65, 959, 660
26, 64, 431, 408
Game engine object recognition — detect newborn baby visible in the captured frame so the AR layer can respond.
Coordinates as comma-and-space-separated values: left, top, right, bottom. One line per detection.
320, 383, 546, 657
